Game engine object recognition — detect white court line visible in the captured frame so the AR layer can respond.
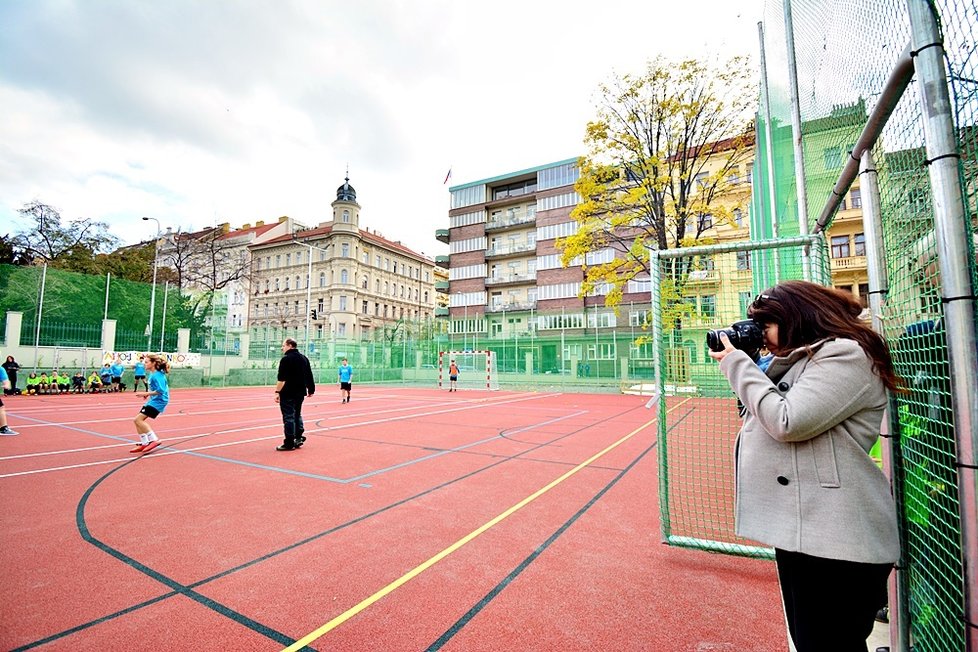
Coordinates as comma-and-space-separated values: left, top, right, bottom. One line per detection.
0, 392, 569, 479
5, 389, 529, 430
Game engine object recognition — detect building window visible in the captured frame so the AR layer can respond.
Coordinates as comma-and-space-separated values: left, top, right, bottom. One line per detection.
319, 272, 326, 287
824, 147, 843, 170
736, 251, 751, 270
393, 261, 398, 274
362, 276, 368, 289
317, 298, 324, 312
700, 295, 717, 319
733, 208, 745, 227
339, 296, 347, 311
337, 323, 347, 337
285, 253, 291, 266
362, 300, 368, 314
376, 255, 382, 267
275, 278, 281, 291
850, 188, 862, 209
340, 269, 349, 284
342, 209, 350, 223
854, 233, 866, 256
341, 243, 350, 257
831, 235, 850, 258
275, 254, 281, 267
295, 251, 301, 265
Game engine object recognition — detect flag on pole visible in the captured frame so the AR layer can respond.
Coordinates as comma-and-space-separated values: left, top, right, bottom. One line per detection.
443, 167, 453, 184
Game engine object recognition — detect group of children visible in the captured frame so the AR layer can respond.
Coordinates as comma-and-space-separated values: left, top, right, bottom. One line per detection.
22, 358, 151, 395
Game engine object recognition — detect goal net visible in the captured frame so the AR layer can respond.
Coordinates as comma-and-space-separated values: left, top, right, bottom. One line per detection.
438, 350, 499, 391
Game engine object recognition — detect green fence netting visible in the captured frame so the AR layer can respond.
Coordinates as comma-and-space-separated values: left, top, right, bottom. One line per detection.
755, 1, 976, 649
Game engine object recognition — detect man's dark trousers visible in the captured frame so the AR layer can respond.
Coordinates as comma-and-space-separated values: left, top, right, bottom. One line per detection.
279, 394, 305, 448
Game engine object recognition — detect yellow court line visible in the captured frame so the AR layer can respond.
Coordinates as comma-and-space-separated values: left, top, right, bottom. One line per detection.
282, 397, 689, 652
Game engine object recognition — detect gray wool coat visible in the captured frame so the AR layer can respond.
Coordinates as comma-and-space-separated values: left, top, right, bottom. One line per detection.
719, 337, 900, 564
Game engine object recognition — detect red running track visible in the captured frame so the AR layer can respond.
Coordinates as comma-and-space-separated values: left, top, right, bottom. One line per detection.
0, 386, 787, 651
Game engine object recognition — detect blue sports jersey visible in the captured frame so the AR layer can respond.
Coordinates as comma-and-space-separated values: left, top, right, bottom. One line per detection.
146, 371, 170, 413
338, 364, 353, 383
0, 367, 7, 384
110, 362, 124, 376
134, 362, 146, 376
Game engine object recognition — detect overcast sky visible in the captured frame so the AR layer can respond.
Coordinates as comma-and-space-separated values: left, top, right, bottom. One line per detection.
0, 0, 764, 257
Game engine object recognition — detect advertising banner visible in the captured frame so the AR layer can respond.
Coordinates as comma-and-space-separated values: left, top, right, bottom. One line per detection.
102, 351, 202, 368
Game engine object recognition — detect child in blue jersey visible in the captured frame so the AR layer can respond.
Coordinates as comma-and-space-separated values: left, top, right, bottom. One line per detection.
338, 358, 353, 403
0, 363, 18, 435
132, 354, 170, 453
110, 358, 125, 392
132, 355, 148, 392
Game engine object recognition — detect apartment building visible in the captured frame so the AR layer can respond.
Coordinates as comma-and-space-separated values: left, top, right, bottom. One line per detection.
438, 150, 870, 374
249, 176, 437, 341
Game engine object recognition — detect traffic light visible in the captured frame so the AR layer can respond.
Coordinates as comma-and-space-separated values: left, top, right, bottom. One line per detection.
310, 310, 317, 320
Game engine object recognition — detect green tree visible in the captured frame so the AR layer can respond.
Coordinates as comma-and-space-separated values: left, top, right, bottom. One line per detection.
13, 201, 119, 264
559, 56, 755, 312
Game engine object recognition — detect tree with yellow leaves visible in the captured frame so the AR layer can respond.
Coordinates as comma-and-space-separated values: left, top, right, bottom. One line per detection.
559, 56, 756, 317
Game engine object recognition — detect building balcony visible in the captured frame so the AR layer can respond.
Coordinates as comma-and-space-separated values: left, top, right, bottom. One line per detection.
485, 242, 536, 259
434, 306, 449, 318
435, 280, 450, 293
485, 272, 536, 286
435, 228, 449, 244
684, 269, 720, 285
485, 214, 536, 232
830, 255, 867, 271
486, 300, 537, 313
435, 255, 450, 268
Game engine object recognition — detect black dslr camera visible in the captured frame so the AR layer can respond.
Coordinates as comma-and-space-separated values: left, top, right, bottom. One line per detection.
706, 319, 764, 354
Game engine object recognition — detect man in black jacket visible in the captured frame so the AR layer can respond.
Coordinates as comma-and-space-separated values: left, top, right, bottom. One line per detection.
274, 338, 316, 451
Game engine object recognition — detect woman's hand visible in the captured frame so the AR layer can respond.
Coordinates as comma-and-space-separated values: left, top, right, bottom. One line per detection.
708, 332, 737, 362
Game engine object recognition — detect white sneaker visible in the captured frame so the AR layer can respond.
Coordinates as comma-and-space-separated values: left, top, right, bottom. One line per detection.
0, 426, 19, 436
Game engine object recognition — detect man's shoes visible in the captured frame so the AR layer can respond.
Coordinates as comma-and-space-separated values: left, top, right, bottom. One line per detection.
0, 426, 19, 435
276, 444, 295, 451
130, 443, 146, 453
295, 435, 307, 448
141, 440, 161, 453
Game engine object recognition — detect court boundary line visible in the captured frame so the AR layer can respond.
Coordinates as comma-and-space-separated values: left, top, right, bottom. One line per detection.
0, 392, 569, 479
281, 400, 686, 651
15, 400, 652, 651
425, 404, 697, 650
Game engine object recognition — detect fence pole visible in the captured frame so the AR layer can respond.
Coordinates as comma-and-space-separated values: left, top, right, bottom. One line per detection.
908, 2, 978, 649
103, 272, 111, 321
782, 0, 812, 279
33, 263, 47, 371
757, 21, 780, 283
860, 149, 906, 652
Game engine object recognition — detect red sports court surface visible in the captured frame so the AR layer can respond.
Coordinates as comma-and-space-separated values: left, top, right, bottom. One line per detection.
1, 386, 787, 651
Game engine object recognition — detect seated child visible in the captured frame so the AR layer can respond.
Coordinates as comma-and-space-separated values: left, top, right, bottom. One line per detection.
38, 372, 51, 395
58, 371, 71, 393
26, 372, 40, 395
99, 364, 113, 392
72, 372, 85, 393
88, 371, 102, 393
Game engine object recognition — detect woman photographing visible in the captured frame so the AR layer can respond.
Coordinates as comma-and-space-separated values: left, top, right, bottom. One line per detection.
709, 280, 901, 652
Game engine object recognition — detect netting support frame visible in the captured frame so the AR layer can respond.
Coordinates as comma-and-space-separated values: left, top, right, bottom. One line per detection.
650, 235, 822, 558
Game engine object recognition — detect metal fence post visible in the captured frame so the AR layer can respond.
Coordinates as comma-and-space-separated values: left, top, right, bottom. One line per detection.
908, 2, 978, 649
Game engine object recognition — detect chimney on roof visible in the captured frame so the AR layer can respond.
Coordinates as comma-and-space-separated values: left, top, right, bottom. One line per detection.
242, 223, 250, 230
219, 222, 230, 234
278, 216, 288, 223
256, 220, 264, 227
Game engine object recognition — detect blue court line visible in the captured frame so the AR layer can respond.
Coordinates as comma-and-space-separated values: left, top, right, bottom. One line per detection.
15, 409, 589, 485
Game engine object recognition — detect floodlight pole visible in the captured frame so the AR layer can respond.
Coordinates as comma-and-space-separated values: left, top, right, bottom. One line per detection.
142, 217, 161, 352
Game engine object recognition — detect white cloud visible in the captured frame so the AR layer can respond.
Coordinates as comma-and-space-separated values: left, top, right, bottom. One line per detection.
0, 0, 764, 253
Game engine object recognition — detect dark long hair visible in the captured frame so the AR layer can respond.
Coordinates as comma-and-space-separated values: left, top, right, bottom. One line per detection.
748, 280, 902, 391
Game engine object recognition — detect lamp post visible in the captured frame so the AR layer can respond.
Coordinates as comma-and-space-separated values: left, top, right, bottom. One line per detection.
292, 235, 329, 346
142, 217, 161, 351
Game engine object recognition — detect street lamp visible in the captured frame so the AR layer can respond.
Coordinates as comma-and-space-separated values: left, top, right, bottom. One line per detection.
142, 217, 161, 351
292, 235, 330, 346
